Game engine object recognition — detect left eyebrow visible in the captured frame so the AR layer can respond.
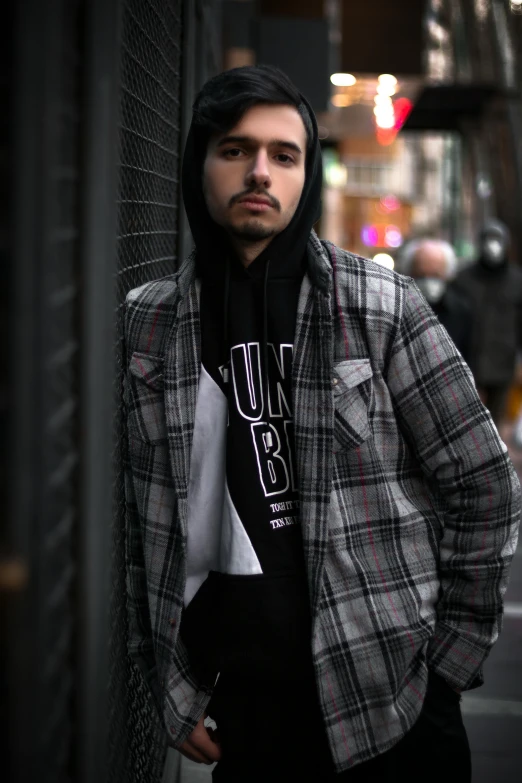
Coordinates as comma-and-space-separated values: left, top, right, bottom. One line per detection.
216, 135, 303, 155
271, 139, 303, 155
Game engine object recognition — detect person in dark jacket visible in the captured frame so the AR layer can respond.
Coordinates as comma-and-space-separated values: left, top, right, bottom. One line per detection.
123, 67, 520, 782
402, 238, 473, 364
453, 219, 522, 425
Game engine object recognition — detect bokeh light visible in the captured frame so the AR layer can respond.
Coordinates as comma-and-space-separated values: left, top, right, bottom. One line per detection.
330, 73, 357, 86
361, 225, 379, 247
384, 225, 403, 248
373, 253, 395, 270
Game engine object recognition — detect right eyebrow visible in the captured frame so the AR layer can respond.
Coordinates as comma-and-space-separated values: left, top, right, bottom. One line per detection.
216, 135, 252, 148
216, 135, 303, 156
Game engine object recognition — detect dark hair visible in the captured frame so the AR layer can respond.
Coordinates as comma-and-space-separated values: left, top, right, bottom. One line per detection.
192, 65, 314, 156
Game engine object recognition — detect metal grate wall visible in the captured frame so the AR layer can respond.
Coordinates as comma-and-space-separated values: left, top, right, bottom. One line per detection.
109, 1, 184, 781
9, 1, 84, 780
8, 2, 221, 781
37, 2, 83, 772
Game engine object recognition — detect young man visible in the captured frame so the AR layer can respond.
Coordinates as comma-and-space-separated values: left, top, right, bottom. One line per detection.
400, 238, 473, 364
123, 66, 520, 782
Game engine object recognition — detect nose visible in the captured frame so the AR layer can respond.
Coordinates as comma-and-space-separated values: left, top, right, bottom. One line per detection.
246, 149, 272, 190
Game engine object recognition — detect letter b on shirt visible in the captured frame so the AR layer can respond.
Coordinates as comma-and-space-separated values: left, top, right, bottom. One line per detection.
251, 423, 290, 497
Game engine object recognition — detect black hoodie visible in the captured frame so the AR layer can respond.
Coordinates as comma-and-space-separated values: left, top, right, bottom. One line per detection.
179, 97, 323, 685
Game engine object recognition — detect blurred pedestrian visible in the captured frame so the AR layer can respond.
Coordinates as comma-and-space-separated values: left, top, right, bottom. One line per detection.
123, 67, 520, 783
402, 238, 473, 363
453, 219, 522, 426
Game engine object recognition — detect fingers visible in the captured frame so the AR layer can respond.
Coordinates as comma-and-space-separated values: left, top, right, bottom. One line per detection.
178, 715, 222, 765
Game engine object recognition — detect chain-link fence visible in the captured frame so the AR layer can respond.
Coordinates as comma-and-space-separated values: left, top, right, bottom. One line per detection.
109, 1, 184, 781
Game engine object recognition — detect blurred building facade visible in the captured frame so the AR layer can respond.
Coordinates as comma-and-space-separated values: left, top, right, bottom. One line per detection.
3, 3, 522, 783
411, 0, 522, 263
321, 0, 522, 270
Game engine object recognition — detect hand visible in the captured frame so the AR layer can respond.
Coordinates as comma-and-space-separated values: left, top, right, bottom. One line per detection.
178, 714, 222, 765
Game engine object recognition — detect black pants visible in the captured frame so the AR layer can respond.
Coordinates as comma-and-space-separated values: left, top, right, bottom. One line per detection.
209, 670, 471, 783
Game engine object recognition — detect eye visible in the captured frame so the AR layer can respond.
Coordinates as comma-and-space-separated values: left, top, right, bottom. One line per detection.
275, 153, 294, 165
223, 148, 244, 159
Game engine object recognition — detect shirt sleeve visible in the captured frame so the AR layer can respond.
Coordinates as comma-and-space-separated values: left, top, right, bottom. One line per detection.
123, 384, 164, 715
122, 296, 210, 746
386, 278, 521, 690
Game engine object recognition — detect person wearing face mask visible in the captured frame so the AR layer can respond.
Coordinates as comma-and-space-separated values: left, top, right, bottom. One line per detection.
401, 239, 473, 364
453, 219, 522, 425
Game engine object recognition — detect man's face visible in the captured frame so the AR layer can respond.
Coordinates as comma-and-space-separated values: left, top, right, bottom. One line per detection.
203, 104, 307, 245
410, 243, 449, 304
411, 244, 447, 280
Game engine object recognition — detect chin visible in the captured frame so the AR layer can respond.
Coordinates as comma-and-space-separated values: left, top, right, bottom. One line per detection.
230, 219, 277, 242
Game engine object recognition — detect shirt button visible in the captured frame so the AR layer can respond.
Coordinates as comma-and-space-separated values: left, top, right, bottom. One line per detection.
332, 378, 339, 386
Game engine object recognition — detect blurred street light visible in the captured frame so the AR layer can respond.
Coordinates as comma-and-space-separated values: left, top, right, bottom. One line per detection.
330, 73, 357, 86
373, 253, 395, 270
374, 106, 395, 129
377, 82, 397, 97
373, 104, 393, 117
378, 74, 397, 89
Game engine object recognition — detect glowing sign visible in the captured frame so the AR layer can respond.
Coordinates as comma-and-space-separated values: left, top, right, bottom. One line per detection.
393, 98, 413, 130
375, 97, 413, 145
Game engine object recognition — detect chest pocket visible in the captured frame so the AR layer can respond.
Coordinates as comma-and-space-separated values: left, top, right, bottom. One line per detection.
332, 359, 373, 453
125, 352, 167, 444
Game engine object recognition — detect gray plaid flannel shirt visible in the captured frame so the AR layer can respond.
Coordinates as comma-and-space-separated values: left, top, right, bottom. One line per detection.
123, 231, 520, 772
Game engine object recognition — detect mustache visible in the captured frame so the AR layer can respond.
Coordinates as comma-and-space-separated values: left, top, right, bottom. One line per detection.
229, 188, 281, 212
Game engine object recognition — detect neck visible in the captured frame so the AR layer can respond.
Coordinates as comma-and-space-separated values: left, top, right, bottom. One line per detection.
228, 235, 273, 268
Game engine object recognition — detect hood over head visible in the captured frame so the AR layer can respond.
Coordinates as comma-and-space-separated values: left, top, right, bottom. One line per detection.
181, 66, 322, 283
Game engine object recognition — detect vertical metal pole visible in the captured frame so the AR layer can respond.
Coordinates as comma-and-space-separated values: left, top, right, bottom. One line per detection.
77, 0, 122, 780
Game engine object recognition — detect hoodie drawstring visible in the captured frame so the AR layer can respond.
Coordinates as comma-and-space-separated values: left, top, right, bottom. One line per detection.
263, 259, 273, 448
223, 256, 231, 384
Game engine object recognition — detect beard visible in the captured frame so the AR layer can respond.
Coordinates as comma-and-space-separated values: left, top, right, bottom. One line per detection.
228, 219, 276, 243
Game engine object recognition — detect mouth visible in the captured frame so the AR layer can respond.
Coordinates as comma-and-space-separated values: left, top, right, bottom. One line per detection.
237, 196, 273, 212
